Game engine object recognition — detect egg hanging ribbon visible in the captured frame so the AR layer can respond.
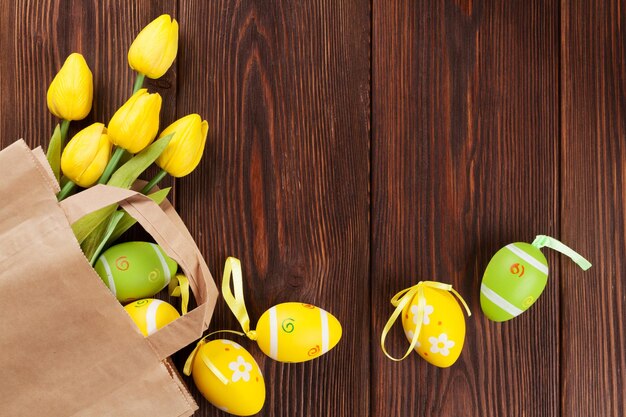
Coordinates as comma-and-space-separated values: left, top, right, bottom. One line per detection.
380, 281, 471, 362
531, 235, 592, 270
168, 273, 190, 315
184, 333, 239, 384
221, 257, 259, 341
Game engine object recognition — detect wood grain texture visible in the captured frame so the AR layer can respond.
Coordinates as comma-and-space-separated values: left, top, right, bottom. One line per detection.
561, 0, 626, 415
371, 1, 560, 416
174, 1, 370, 416
0, 0, 177, 150
1, 0, 625, 416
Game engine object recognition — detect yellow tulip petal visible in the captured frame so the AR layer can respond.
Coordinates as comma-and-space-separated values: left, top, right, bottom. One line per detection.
47, 53, 93, 120
61, 123, 110, 187
128, 15, 178, 79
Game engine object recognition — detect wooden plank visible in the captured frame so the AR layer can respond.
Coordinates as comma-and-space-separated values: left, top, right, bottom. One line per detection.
561, 0, 626, 415
0, 0, 177, 151
371, 1, 560, 416
175, 1, 370, 416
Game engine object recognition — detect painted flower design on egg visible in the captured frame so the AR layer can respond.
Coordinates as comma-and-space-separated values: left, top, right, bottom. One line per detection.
404, 330, 421, 348
411, 304, 434, 325
229, 356, 253, 382
428, 333, 455, 356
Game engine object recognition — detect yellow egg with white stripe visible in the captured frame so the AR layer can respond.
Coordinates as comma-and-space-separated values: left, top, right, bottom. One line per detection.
255, 302, 342, 363
124, 299, 180, 336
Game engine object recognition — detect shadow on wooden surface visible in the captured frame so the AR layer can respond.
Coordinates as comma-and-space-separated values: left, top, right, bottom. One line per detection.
0, 0, 623, 416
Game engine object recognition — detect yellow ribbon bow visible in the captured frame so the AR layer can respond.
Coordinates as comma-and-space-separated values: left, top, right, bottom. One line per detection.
183, 257, 256, 383
183, 335, 228, 384
380, 281, 471, 362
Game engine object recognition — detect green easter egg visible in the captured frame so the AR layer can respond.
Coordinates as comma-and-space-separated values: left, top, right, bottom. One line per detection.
94, 241, 177, 303
480, 242, 548, 322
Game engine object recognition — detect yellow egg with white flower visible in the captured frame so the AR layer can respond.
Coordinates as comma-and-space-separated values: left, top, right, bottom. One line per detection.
189, 339, 265, 416
255, 302, 342, 363
401, 286, 466, 368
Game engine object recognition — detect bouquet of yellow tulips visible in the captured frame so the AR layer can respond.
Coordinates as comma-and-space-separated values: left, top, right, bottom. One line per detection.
0, 14, 222, 417
46, 14, 208, 264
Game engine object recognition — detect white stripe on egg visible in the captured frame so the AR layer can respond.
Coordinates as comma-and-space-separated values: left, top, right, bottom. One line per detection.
146, 300, 163, 335
320, 308, 329, 354
99, 255, 117, 296
269, 306, 278, 360
150, 243, 172, 285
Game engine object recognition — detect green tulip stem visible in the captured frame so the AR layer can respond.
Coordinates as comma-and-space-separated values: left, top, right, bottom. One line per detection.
57, 180, 76, 201
141, 168, 168, 194
60, 119, 71, 146
98, 147, 126, 184
132, 73, 146, 94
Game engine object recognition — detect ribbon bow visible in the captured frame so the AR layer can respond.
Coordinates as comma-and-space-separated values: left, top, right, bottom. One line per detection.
183, 257, 256, 383
380, 281, 471, 362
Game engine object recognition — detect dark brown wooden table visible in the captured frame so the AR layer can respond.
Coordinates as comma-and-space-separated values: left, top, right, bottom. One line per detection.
1, 1, 624, 416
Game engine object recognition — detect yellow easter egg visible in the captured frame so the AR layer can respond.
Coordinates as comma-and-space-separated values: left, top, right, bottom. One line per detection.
255, 302, 342, 363
401, 286, 466, 367
124, 299, 180, 336
192, 339, 265, 416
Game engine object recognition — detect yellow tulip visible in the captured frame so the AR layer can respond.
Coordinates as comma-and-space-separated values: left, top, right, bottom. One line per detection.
47, 53, 93, 120
156, 114, 208, 177
107, 88, 162, 153
128, 14, 179, 79
61, 123, 111, 187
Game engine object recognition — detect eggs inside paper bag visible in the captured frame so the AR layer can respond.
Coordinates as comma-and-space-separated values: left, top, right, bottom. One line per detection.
94, 241, 177, 303
124, 299, 180, 336
255, 302, 342, 363
191, 339, 265, 416
401, 286, 466, 368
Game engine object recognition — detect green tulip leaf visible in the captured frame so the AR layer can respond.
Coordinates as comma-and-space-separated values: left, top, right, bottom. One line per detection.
107, 187, 171, 243
46, 124, 62, 183
80, 216, 111, 261
71, 205, 116, 244
89, 210, 125, 265
107, 133, 173, 189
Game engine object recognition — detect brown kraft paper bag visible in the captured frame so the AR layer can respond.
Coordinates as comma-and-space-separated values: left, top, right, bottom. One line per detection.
0, 140, 219, 416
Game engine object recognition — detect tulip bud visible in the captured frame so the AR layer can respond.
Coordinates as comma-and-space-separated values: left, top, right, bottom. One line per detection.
61, 123, 111, 187
47, 53, 93, 120
128, 14, 179, 79
107, 89, 162, 154
156, 114, 208, 177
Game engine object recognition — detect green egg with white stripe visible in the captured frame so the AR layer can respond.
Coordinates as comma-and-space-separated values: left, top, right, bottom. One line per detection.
480, 242, 548, 321
94, 241, 178, 303
480, 235, 592, 322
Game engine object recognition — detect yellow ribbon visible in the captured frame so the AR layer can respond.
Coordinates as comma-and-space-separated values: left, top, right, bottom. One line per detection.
168, 274, 190, 315
183, 330, 247, 382
380, 281, 471, 362
183, 257, 258, 383
221, 256, 258, 341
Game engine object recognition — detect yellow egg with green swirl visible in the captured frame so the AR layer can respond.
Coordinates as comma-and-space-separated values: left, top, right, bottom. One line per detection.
255, 302, 342, 363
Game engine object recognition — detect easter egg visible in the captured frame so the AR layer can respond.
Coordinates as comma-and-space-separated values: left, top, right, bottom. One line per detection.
255, 302, 342, 363
124, 299, 180, 336
94, 241, 177, 303
192, 339, 265, 416
401, 286, 466, 368
480, 242, 548, 322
